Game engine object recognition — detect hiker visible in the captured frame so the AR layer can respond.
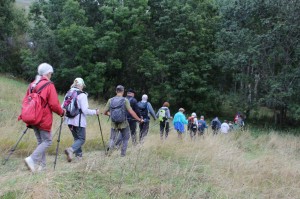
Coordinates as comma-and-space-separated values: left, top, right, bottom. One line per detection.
188, 113, 198, 140
173, 108, 188, 139
228, 121, 234, 132
137, 94, 157, 143
238, 115, 245, 129
103, 85, 143, 157
125, 88, 140, 145
234, 112, 245, 127
234, 112, 241, 124
211, 116, 221, 135
198, 115, 208, 136
220, 120, 230, 134
64, 78, 99, 162
156, 102, 171, 140
21, 63, 65, 172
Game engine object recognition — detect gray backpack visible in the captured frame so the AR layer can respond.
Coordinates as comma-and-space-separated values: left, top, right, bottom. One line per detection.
110, 97, 126, 123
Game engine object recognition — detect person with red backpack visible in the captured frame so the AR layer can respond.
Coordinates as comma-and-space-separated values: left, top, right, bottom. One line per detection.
64, 78, 100, 162
188, 113, 198, 140
19, 63, 65, 172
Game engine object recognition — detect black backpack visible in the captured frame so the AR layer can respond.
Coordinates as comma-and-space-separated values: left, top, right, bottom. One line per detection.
212, 120, 218, 130
188, 117, 197, 130
110, 97, 126, 123
138, 101, 148, 119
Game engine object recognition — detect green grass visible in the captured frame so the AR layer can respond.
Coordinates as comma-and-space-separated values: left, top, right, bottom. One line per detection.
0, 75, 300, 198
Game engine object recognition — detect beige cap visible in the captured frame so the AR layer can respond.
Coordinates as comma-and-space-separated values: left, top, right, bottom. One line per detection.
179, 108, 185, 112
74, 77, 86, 87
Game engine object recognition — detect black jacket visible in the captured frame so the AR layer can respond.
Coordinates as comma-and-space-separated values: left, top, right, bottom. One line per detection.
126, 96, 140, 119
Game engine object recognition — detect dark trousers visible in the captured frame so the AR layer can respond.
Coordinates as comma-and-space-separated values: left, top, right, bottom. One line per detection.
190, 128, 197, 140
160, 120, 169, 139
139, 121, 150, 143
68, 125, 86, 157
128, 119, 137, 145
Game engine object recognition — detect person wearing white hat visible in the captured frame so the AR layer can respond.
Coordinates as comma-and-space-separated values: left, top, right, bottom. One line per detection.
64, 77, 100, 162
188, 112, 198, 140
22, 63, 65, 172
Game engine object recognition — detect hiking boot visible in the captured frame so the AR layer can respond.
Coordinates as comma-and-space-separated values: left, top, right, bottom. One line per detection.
106, 147, 112, 156
64, 147, 73, 162
24, 156, 35, 172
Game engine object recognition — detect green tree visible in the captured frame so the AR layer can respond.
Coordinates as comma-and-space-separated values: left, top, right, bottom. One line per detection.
215, 0, 300, 124
0, 0, 27, 74
147, 0, 220, 113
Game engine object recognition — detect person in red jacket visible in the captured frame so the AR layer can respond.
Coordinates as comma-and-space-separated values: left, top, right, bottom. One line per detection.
22, 63, 65, 172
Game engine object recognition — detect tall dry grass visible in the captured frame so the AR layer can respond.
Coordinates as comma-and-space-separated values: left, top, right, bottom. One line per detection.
1, 75, 300, 198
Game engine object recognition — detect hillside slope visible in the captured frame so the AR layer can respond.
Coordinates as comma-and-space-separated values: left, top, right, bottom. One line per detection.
0, 75, 300, 199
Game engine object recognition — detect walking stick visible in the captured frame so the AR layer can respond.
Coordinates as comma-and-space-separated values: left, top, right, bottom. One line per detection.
53, 118, 63, 170
2, 127, 29, 165
51, 124, 62, 139
97, 114, 106, 152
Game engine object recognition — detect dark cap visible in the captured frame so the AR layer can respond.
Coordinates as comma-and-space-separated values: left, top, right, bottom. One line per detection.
116, 85, 124, 92
127, 88, 135, 94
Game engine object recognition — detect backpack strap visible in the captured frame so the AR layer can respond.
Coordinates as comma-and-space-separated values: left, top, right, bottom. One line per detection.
36, 81, 53, 94
35, 81, 53, 108
75, 90, 84, 128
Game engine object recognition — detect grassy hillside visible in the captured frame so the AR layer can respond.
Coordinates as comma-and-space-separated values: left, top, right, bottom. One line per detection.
0, 75, 300, 199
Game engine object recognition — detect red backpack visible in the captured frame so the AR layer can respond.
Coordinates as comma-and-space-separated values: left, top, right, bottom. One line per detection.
18, 81, 52, 126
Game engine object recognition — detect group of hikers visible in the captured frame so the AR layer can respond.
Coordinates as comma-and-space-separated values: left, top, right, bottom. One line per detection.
16, 63, 244, 173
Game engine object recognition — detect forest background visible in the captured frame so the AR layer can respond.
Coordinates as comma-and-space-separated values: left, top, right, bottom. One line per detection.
1, 0, 300, 128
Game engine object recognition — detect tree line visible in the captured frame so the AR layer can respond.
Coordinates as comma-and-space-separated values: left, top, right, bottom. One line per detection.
1, 0, 300, 126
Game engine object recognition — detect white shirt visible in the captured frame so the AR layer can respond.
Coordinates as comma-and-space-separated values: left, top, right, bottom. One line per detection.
220, 122, 230, 134
64, 89, 97, 127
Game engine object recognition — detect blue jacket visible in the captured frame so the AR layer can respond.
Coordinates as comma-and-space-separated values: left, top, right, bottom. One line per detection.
198, 119, 208, 131
173, 112, 188, 125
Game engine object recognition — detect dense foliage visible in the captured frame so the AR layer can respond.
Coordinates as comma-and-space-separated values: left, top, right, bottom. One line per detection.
0, 0, 27, 74
214, 0, 300, 125
2, 0, 300, 125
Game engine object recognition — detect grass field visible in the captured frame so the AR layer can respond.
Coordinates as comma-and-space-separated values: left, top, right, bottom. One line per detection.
0, 75, 300, 198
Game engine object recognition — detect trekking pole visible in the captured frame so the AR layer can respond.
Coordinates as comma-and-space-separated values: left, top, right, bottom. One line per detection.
97, 114, 106, 152
51, 123, 62, 139
53, 117, 63, 170
2, 127, 29, 165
